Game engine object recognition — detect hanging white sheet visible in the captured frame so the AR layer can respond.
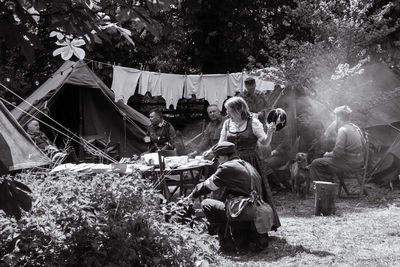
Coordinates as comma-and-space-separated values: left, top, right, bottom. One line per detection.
184, 75, 202, 98
228, 72, 244, 95
111, 66, 141, 104
200, 74, 229, 110
160, 73, 185, 108
140, 71, 162, 96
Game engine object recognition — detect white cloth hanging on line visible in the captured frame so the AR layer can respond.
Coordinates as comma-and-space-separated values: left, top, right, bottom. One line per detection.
200, 74, 229, 110
160, 73, 185, 108
140, 71, 162, 96
110, 63, 279, 110
228, 72, 245, 95
111, 66, 141, 104
184, 75, 202, 98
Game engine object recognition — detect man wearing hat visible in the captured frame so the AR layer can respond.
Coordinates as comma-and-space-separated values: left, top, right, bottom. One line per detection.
187, 141, 277, 252
310, 105, 365, 182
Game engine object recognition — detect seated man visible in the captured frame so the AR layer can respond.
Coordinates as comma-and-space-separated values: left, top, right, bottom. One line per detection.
187, 141, 279, 253
26, 119, 76, 163
146, 108, 177, 153
310, 106, 365, 182
188, 104, 226, 157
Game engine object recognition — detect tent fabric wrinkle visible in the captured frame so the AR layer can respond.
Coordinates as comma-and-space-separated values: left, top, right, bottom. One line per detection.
111, 66, 141, 104
11, 61, 76, 120
66, 64, 102, 88
354, 95, 400, 128
160, 73, 185, 108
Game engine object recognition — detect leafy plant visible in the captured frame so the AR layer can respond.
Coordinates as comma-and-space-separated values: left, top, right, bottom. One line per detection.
0, 176, 32, 220
0, 171, 216, 266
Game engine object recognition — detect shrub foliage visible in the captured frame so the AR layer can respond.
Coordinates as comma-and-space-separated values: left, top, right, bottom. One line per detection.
0, 172, 215, 267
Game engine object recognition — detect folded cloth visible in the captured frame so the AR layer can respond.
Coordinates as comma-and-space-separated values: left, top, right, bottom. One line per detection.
111, 66, 141, 104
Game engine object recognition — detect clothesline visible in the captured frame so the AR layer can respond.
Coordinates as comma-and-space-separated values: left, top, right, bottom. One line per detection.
84, 58, 283, 110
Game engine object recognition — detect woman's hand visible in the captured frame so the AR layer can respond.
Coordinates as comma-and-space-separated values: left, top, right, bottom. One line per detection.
265, 122, 277, 134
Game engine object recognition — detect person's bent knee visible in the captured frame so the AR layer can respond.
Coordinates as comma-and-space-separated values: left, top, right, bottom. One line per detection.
310, 158, 326, 169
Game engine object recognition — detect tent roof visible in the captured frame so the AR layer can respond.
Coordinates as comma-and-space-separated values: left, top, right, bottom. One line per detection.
0, 101, 50, 173
11, 60, 150, 127
353, 94, 400, 128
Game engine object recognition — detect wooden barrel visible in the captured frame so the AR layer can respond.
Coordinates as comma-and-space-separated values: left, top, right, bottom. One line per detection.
314, 181, 338, 216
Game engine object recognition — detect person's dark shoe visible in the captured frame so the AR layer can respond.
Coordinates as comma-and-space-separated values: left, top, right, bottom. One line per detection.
217, 232, 237, 254
218, 238, 237, 254
206, 222, 216, 235
233, 232, 250, 250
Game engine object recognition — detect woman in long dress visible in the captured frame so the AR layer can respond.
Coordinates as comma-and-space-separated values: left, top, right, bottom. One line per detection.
206, 96, 280, 231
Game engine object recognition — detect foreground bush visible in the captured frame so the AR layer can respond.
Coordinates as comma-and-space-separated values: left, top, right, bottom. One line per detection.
0, 172, 215, 266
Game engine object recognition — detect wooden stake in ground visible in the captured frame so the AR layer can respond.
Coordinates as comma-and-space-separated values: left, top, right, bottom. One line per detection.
314, 181, 338, 216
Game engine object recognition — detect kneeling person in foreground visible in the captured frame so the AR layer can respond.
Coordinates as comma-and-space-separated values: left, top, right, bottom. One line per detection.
187, 141, 278, 253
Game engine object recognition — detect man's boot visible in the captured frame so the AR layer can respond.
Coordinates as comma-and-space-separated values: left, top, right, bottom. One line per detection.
216, 224, 236, 253
249, 231, 269, 252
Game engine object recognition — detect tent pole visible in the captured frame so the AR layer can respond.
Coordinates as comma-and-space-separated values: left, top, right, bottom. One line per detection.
388, 124, 400, 134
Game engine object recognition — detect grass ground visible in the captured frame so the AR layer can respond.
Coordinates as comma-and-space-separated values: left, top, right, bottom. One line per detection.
214, 182, 400, 267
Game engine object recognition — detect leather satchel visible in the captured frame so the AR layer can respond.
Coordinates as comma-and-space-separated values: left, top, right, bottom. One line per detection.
225, 191, 258, 221
225, 161, 274, 233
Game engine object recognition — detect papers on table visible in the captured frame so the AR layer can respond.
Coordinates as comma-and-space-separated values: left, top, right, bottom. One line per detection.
142, 153, 159, 165
50, 163, 112, 173
164, 156, 188, 169
50, 163, 154, 174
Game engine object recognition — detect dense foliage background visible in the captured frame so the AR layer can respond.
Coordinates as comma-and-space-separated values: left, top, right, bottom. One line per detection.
1, 0, 400, 111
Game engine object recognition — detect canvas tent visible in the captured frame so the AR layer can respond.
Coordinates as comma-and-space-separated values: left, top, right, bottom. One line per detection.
12, 60, 151, 158
0, 101, 50, 174
353, 96, 400, 184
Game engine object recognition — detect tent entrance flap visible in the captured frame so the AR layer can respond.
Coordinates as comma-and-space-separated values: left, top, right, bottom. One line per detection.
0, 101, 50, 174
